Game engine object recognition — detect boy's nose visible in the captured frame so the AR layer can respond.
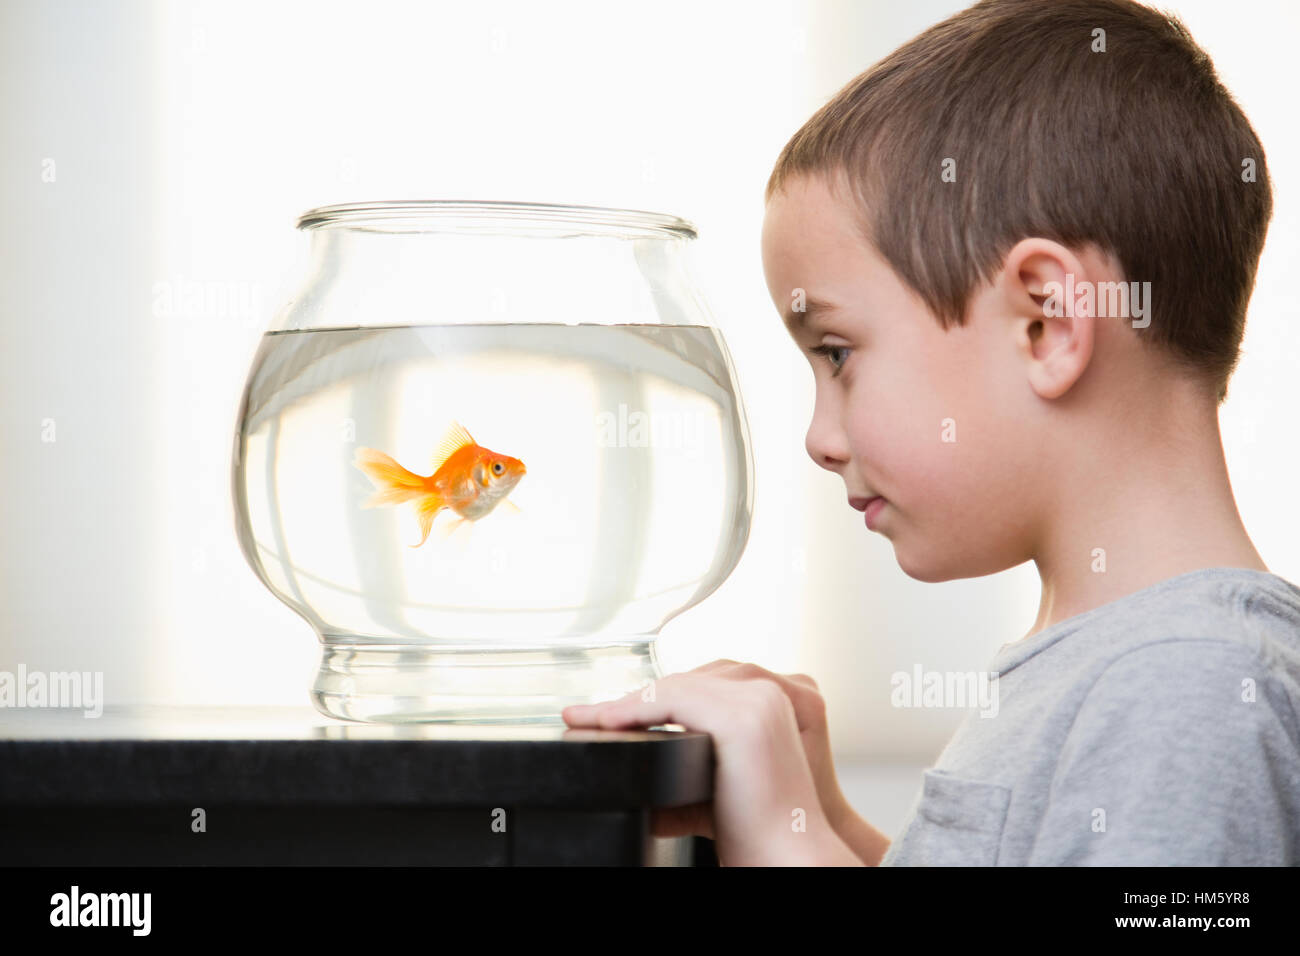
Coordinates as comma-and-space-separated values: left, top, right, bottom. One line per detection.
805, 424, 850, 474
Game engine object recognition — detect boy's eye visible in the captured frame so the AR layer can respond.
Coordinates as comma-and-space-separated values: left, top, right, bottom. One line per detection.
810, 343, 851, 375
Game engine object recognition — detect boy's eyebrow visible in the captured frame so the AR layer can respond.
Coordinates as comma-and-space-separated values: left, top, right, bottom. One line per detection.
781, 295, 841, 329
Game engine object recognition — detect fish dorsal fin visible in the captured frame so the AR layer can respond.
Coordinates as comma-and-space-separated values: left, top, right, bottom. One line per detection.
430, 420, 477, 474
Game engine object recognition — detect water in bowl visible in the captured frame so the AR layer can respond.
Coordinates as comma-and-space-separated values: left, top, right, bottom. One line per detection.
233, 321, 751, 721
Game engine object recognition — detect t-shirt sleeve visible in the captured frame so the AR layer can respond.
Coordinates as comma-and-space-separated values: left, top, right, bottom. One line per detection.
1026, 638, 1300, 865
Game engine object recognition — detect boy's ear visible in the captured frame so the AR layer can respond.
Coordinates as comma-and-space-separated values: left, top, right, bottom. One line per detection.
998, 238, 1096, 401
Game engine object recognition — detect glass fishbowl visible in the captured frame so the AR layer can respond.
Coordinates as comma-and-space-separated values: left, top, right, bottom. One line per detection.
231, 200, 754, 723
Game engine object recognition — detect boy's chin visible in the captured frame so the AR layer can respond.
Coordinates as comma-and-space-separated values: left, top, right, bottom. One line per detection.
892, 542, 1009, 583
895, 553, 961, 583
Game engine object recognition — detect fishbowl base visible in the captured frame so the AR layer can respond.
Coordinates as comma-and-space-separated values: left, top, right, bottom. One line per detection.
310, 639, 663, 724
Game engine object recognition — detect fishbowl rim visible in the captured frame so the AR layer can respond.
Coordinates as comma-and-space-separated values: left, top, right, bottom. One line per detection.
295, 199, 698, 240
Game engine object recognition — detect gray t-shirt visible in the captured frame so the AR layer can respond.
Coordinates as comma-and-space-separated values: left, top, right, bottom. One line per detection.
879, 567, 1300, 865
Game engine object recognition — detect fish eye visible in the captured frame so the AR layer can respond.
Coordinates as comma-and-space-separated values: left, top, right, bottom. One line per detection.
492, 461, 504, 475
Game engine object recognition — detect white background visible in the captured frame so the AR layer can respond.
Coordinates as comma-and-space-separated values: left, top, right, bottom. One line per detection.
3, 0, 1297, 836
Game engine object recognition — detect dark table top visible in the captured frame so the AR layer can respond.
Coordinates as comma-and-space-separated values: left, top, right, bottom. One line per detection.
0, 706, 715, 810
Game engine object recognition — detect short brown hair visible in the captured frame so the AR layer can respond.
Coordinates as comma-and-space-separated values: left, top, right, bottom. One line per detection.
766, 0, 1272, 401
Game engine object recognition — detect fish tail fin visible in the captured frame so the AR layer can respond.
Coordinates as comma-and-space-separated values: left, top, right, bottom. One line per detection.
410, 493, 447, 548
354, 447, 427, 508
435, 514, 464, 541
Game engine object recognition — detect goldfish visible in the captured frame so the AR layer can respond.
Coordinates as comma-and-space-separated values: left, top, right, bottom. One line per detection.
353, 421, 526, 548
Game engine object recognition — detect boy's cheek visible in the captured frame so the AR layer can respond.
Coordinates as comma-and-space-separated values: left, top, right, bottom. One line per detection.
872, 418, 1004, 530
875, 395, 969, 477
886, 464, 1022, 580
854, 365, 1004, 505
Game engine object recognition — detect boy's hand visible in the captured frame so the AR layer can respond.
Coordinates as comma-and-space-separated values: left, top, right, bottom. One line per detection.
695, 660, 853, 832
561, 660, 858, 866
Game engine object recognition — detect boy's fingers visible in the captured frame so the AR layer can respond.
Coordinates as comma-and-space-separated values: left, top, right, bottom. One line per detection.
692, 659, 802, 693
686, 661, 824, 727
689, 659, 740, 675
561, 674, 701, 730
694, 658, 815, 693
562, 673, 773, 746
563, 662, 823, 735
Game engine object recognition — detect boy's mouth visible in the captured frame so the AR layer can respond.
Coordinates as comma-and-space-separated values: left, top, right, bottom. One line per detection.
850, 495, 888, 529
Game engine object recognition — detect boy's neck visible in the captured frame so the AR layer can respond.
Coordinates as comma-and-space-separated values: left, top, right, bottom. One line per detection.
1025, 386, 1267, 642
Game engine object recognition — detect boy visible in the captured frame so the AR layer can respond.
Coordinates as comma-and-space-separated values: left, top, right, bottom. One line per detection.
564, 0, 1300, 866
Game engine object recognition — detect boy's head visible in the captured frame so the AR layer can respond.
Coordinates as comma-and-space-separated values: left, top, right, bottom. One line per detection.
761, 0, 1272, 582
